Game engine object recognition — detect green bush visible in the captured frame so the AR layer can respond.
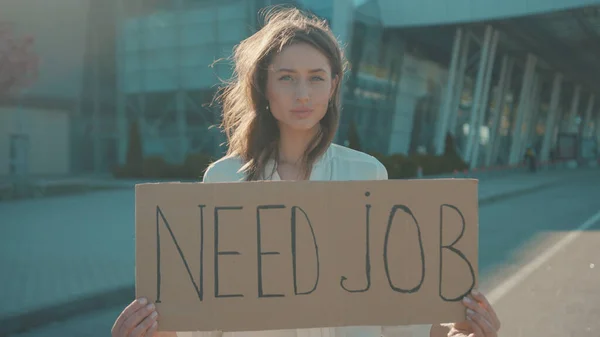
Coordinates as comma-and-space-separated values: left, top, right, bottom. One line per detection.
370, 151, 467, 179
347, 119, 361, 151
112, 121, 144, 178
112, 147, 467, 181
182, 152, 214, 180
370, 153, 418, 179
113, 152, 215, 180
125, 121, 143, 176
442, 153, 469, 173
142, 156, 174, 179
113, 120, 469, 180
112, 165, 132, 179
410, 154, 440, 175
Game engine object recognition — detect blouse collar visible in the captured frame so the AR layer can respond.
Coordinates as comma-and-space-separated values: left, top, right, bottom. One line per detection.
265, 145, 333, 181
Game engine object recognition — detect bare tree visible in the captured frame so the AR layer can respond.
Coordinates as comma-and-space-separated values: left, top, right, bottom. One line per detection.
0, 20, 39, 97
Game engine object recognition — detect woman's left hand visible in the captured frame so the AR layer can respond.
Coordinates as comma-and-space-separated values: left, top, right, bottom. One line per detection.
446, 289, 501, 337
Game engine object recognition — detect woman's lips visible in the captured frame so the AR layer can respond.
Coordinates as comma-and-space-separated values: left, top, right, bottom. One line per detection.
290, 107, 314, 118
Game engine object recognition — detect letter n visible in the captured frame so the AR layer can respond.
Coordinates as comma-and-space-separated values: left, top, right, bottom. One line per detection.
155, 205, 204, 302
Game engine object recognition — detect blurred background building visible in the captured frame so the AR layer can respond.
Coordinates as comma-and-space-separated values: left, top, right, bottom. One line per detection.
2, 0, 600, 176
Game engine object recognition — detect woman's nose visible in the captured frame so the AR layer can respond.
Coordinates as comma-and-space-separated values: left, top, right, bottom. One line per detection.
296, 83, 310, 103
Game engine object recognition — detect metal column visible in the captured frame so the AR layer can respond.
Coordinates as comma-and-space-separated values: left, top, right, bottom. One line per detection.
116, 0, 128, 166
470, 30, 499, 169
582, 93, 595, 137
508, 54, 537, 165
176, 0, 188, 163
435, 27, 463, 155
540, 73, 563, 162
570, 85, 582, 116
92, 26, 102, 172
332, 0, 355, 48
519, 74, 541, 159
464, 25, 493, 162
485, 56, 510, 166
565, 84, 581, 132
448, 31, 471, 137
488, 57, 515, 166
594, 110, 600, 144
137, 0, 148, 144
176, 92, 188, 161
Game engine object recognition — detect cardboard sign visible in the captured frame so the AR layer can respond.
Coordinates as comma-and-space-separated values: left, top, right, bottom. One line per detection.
135, 179, 478, 332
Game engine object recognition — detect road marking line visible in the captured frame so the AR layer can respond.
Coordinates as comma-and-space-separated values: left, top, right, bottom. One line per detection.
488, 208, 600, 305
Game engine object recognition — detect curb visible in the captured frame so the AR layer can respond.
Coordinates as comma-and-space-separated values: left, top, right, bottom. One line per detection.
0, 183, 131, 202
478, 180, 560, 206
0, 286, 134, 336
0, 159, 574, 202
0, 178, 199, 202
0, 174, 570, 336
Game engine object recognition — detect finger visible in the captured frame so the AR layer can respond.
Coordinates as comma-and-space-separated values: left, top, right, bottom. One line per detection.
145, 320, 159, 337
462, 296, 493, 325
113, 298, 149, 336
467, 309, 496, 337
123, 302, 156, 335
464, 316, 484, 337
471, 289, 501, 330
130, 310, 158, 337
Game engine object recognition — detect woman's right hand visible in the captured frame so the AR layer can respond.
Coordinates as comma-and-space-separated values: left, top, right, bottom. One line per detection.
112, 297, 159, 337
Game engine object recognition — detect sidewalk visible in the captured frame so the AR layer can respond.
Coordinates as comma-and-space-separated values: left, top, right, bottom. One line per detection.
475, 168, 584, 204
0, 158, 578, 201
0, 174, 179, 201
0, 166, 596, 336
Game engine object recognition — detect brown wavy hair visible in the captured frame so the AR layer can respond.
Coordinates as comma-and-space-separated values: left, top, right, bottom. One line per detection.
215, 6, 347, 181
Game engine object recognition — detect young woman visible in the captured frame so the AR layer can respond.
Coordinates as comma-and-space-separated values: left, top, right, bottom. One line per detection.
111, 6, 501, 337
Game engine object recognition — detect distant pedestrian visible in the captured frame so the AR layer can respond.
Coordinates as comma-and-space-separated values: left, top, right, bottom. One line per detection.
524, 145, 537, 172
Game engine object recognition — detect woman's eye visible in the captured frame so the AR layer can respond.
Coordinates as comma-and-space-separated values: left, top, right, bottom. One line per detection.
278, 75, 325, 82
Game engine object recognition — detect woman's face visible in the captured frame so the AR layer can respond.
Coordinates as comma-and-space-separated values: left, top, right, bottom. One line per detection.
265, 42, 337, 134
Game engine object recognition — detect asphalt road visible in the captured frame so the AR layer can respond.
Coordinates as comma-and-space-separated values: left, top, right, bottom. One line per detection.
7, 171, 600, 337
478, 172, 600, 337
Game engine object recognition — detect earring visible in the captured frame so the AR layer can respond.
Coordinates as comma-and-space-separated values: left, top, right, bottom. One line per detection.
266, 105, 270, 110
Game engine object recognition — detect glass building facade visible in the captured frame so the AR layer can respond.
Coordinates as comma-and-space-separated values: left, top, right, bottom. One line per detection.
116, 0, 466, 163
3, 0, 598, 176
108, 0, 600, 170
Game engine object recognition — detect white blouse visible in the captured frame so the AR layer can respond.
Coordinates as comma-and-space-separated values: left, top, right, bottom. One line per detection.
177, 144, 431, 337
202, 143, 388, 183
